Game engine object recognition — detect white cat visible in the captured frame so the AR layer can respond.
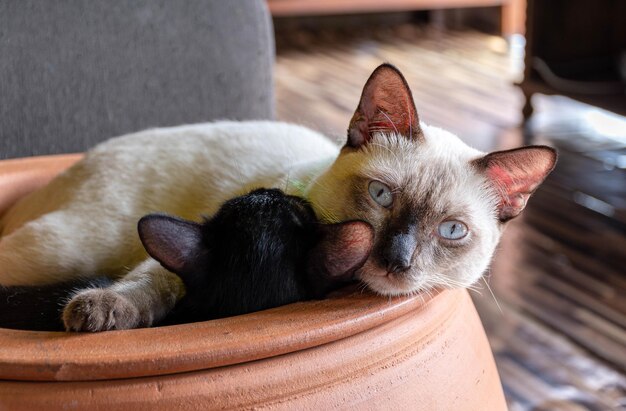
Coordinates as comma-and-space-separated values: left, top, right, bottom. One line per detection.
0, 64, 556, 331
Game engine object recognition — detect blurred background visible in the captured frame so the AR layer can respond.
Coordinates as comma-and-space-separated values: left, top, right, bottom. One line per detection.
269, 0, 625, 410
1, 1, 624, 409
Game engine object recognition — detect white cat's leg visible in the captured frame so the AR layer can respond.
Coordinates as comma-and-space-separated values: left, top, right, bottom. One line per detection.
63, 258, 185, 332
0, 212, 98, 286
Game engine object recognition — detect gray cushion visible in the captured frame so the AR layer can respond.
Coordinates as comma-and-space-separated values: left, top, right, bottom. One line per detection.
0, 0, 275, 159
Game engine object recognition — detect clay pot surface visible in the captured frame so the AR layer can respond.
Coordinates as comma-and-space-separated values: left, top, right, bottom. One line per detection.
0, 155, 507, 410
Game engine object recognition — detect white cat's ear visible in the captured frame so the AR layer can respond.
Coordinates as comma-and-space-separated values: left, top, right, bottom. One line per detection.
138, 214, 204, 274
347, 63, 422, 147
474, 146, 557, 221
308, 221, 374, 280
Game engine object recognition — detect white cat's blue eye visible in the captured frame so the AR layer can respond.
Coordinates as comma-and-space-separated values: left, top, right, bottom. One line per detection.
368, 181, 393, 208
438, 220, 468, 240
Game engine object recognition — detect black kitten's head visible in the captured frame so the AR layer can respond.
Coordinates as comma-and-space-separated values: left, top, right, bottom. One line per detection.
137, 188, 373, 317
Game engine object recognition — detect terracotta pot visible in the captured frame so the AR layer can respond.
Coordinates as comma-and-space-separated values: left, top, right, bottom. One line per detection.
0, 155, 506, 410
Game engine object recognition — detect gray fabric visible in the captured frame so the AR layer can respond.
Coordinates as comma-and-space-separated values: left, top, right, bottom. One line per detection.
0, 0, 275, 159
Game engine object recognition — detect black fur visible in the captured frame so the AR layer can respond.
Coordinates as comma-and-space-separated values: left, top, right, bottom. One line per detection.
0, 277, 113, 331
147, 188, 372, 325
0, 189, 373, 331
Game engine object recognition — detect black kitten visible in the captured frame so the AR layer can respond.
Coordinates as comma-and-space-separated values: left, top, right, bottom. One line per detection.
141, 188, 373, 325
0, 189, 373, 330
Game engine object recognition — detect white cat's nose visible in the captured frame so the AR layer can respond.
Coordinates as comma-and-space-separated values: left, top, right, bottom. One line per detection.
381, 232, 416, 274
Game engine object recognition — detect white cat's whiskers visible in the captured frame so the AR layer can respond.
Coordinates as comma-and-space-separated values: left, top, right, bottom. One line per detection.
466, 286, 484, 296
0, 62, 557, 331
429, 274, 483, 294
378, 110, 399, 135
417, 292, 426, 305
481, 276, 503, 314
411, 285, 436, 305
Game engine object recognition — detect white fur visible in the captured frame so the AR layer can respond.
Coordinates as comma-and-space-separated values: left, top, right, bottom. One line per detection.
309, 124, 502, 295
0, 120, 503, 306
0, 121, 338, 285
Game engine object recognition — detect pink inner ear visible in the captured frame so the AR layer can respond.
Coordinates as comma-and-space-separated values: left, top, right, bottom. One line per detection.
486, 165, 536, 219
316, 221, 374, 278
335, 222, 374, 258
348, 64, 422, 147
477, 146, 557, 221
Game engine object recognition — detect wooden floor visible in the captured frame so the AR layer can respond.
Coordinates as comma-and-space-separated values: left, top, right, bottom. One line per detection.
274, 23, 626, 411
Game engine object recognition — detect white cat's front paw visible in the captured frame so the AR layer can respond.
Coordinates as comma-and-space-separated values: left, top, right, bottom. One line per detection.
63, 289, 140, 332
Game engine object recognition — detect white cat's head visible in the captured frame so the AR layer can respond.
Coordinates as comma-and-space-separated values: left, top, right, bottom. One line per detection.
308, 64, 557, 296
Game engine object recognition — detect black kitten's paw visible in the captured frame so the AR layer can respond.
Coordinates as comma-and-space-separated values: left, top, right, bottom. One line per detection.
63, 289, 140, 332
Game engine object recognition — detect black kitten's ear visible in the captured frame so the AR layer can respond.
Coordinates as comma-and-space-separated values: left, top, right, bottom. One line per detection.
473, 146, 557, 222
137, 214, 204, 274
309, 221, 374, 281
347, 63, 423, 148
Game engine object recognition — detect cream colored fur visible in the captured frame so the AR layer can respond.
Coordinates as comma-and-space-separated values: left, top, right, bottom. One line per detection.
0, 120, 502, 329
0, 122, 339, 330
0, 121, 338, 285
309, 124, 501, 296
